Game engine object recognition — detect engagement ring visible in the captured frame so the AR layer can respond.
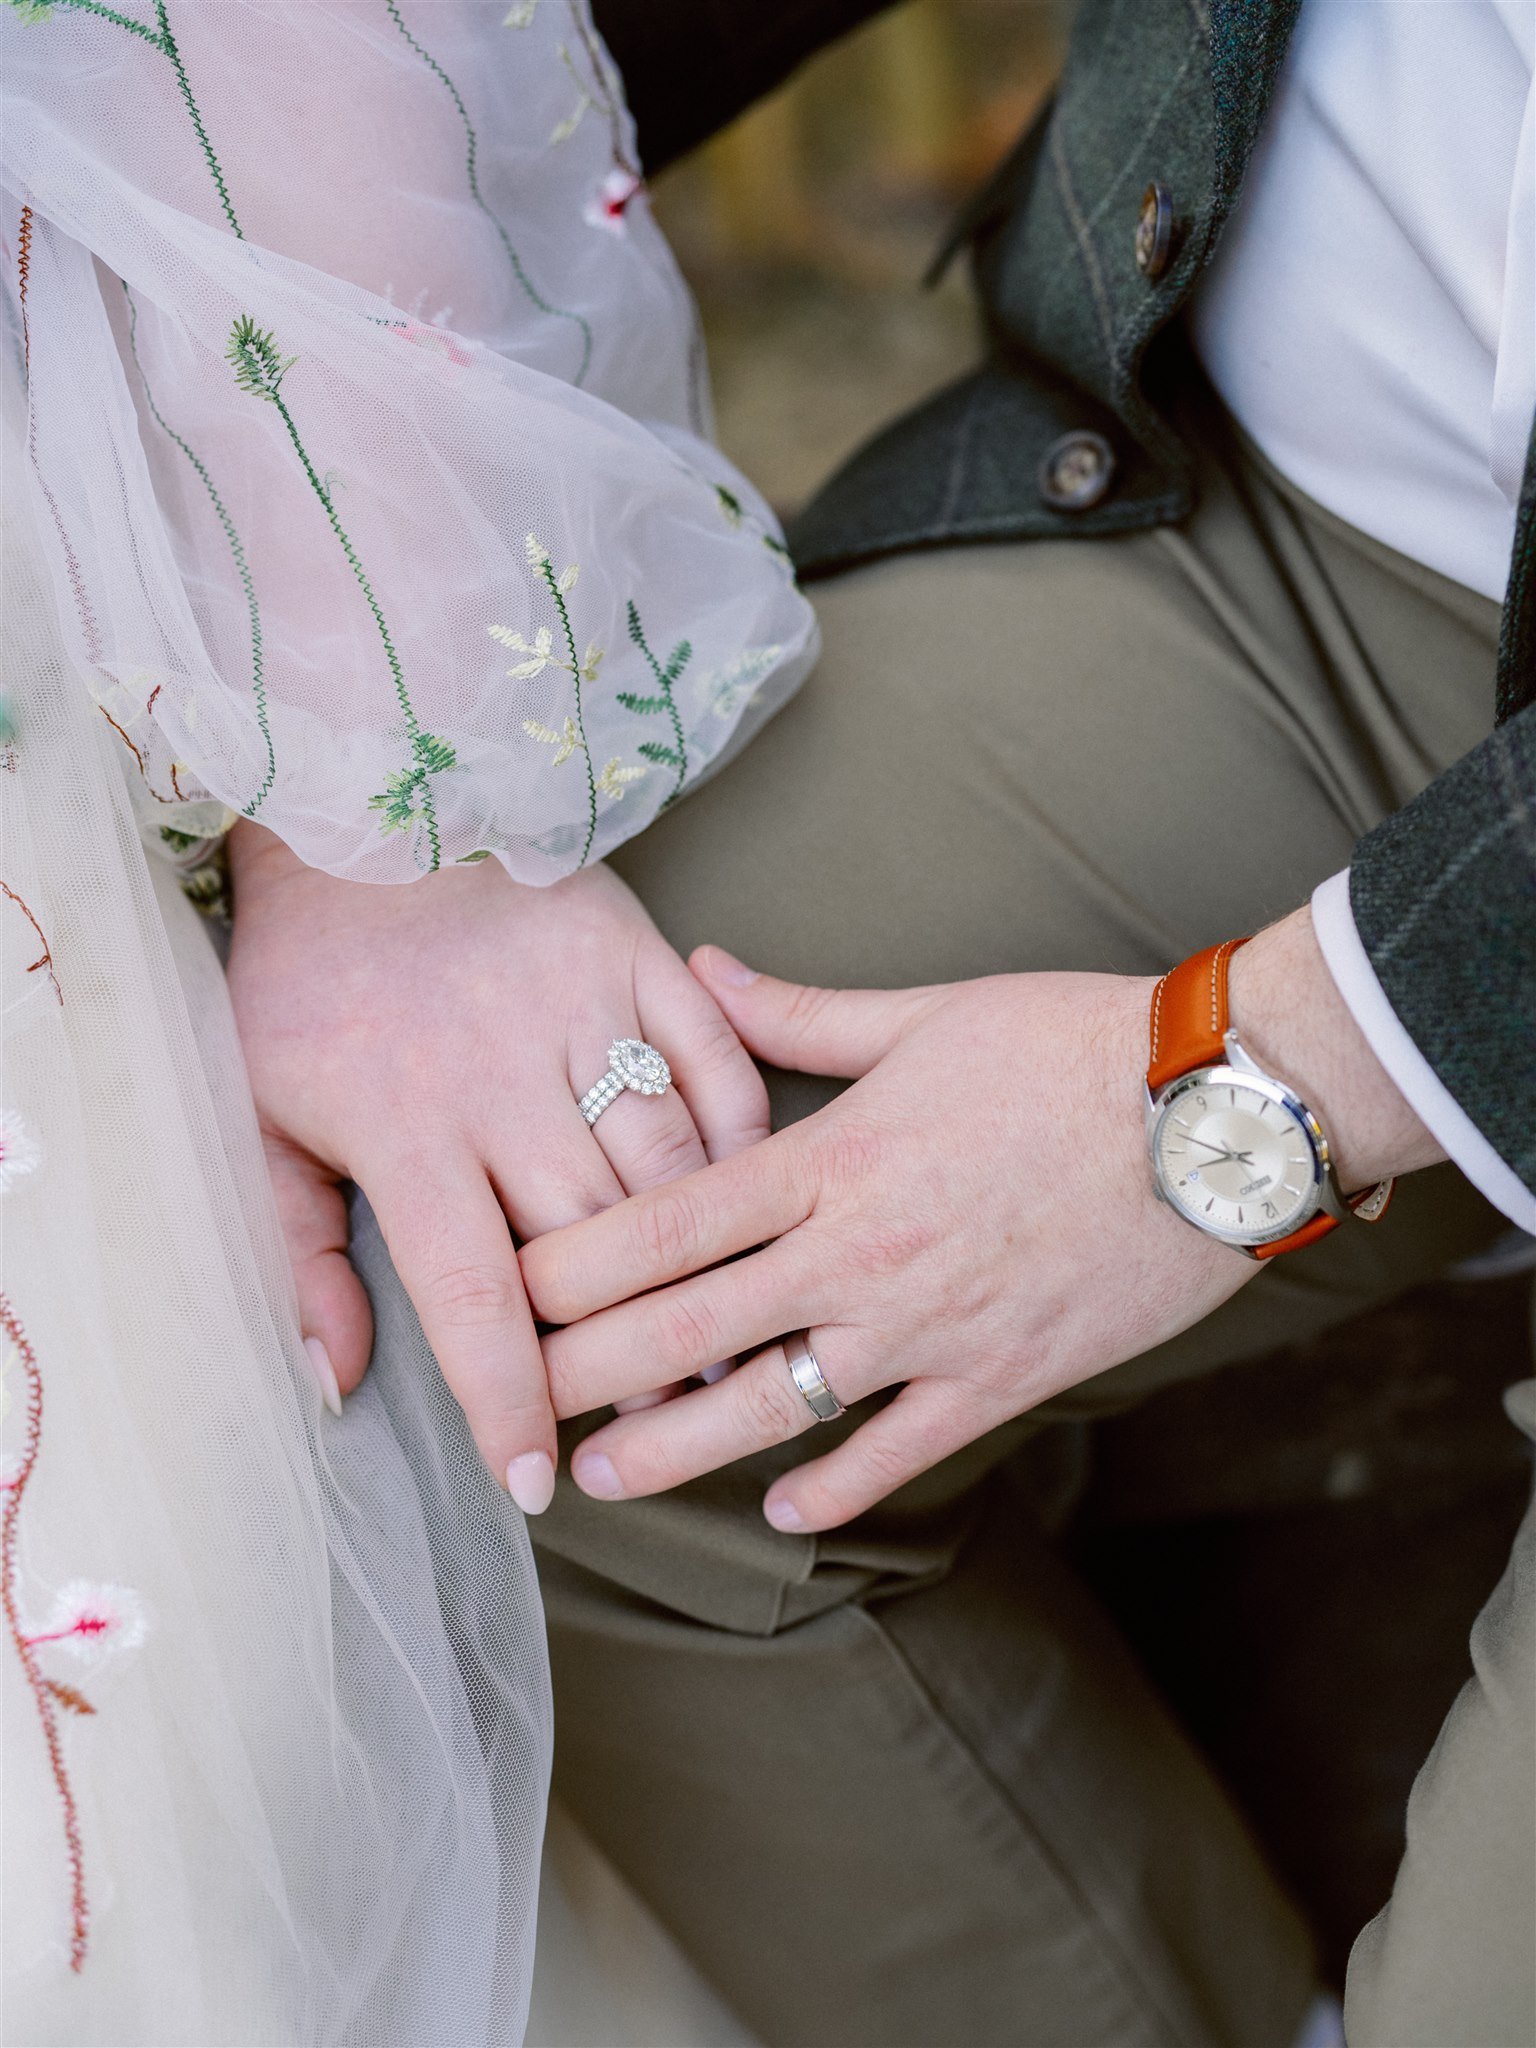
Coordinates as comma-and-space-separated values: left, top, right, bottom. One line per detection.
578, 1038, 673, 1126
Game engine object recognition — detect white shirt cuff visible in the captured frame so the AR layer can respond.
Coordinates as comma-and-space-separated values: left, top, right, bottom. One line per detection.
1311, 869, 1536, 1234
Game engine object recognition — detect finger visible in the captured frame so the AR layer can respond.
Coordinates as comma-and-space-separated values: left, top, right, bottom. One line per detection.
367, 1155, 558, 1514
484, 1097, 625, 1241
567, 1329, 886, 1501
690, 946, 941, 1081
265, 1131, 370, 1411
521, 1127, 812, 1327
543, 1235, 816, 1417
641, 955, 770, 1165
575, 1036, 712, 1200
762, 1379, 987, 1532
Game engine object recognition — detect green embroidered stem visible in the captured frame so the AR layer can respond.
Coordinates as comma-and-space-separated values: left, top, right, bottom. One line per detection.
35, 2, 246, 238
126, 287, 273, 812
538, 559, 598, 863
227, 316, 445, 868
153, 1, 244, 237
383, 0, 593, 385
622, 601, 689, 806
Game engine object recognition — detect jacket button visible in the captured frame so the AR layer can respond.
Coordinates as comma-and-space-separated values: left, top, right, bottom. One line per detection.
1135, 181, 1175, 279
1038, 430, 1116, 512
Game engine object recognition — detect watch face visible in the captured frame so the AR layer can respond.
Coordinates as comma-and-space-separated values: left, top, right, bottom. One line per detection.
1151, 1067, 1323, 1245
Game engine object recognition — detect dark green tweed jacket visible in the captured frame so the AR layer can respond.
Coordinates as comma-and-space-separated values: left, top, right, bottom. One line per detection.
596, 0, 1536, 1199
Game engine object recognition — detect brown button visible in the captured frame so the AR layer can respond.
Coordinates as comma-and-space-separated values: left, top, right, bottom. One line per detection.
1135, 180, 1175, 279
1038, 430, 1116, 512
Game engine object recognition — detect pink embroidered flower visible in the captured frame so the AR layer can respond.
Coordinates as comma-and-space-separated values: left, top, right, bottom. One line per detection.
584, 167, 642, 235
26, 1581, 148, 1665
394, 320, 474, 370
0, 1108, 40, 1194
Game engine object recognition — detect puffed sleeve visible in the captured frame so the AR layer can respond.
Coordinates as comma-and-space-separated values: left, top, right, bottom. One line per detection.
1, 0, 817, 881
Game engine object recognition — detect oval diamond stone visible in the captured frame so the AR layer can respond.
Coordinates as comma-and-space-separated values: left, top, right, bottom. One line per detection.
610, 1038, 671, 1095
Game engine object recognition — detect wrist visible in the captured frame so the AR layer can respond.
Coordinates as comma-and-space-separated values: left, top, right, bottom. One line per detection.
1226, 905, 1444, 1189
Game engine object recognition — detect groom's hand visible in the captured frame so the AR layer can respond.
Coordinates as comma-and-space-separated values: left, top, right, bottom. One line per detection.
520, 909, 1440, 1532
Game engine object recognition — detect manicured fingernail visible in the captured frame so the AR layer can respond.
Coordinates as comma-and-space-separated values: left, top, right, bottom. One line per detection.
505, 1451, 556, 1516
304, 1336, 343, 1418
703, 946, 758, 988
764, 1495, 805, 1534
699, 1359, 735, 1384
572, 1450, 625, 1500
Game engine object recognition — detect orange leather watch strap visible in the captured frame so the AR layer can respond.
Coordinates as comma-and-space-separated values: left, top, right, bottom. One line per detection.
1250, 1179, 1395, 1261
1147, 936, 1250, 1095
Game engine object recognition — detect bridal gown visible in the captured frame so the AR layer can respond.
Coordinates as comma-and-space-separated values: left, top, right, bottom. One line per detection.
0, 3, 814, 2039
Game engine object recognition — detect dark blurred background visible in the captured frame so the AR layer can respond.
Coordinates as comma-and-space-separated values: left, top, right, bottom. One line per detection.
644, 1, 1536, 1986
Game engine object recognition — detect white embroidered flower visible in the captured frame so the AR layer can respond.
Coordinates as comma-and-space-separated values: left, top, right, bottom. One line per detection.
27, 1581, 148, 1665
524, 717, 583, 766
0, 1109, 40, 1194
597, 757, 647, 800
584, 168, 642, 235
491, 623, 555, 678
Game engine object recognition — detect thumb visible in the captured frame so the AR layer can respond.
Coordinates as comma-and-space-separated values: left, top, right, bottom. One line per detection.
264, 1132, 374, 1413
689, 945, 933, 1080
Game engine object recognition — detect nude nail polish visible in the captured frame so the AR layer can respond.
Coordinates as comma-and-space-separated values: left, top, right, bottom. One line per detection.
304, 1335, 343, 1418
505, 1451, 556, 1517
764, 1496, 806, 1534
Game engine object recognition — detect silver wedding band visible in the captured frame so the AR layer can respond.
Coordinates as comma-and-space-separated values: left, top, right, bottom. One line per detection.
578, 1037, 672, 1127
785, 1330, 844, 1423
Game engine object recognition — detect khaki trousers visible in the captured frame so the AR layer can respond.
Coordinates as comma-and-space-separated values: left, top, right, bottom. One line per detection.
367, 400, 1534, 2045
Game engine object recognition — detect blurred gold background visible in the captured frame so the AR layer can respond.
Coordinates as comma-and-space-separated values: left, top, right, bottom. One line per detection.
650, 0, 1068, 513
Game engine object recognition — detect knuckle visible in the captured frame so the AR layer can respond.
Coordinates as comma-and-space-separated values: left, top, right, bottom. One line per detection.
634, 1186, 702, 1273
782, 980, 838, 1042
627, 1118, 706, 1186
419, 1260, 522, 1332
853, 1429, 915, 1493
853, 1215, 935, 1280
740, 1361, 812, 1445
652, 1287, 721, 1367
814, 1114, 885, 1199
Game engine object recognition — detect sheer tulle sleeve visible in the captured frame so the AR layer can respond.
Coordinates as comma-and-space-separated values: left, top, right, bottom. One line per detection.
1, 0, 817, 882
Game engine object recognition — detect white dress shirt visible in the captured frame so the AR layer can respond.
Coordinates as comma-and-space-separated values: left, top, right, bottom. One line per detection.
1192, 0, 1536, 1230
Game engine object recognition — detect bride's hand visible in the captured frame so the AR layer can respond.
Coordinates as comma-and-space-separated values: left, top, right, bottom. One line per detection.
224, 823, 768, 1512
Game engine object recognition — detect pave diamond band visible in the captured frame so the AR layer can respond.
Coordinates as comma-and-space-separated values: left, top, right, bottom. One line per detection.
578, 1038, 673, 1127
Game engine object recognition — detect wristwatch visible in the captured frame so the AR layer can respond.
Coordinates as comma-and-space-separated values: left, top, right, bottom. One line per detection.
1145, 938, 1394, 1259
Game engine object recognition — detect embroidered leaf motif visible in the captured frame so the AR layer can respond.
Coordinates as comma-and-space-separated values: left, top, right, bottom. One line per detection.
225, 316, 296, 402
715, 486, 744, 529
708, 645, 784, 718
624, 602, 691, 806
597, 757, 647, 800
6, 1, 57, 24
368, 731, 458, 832
456, 849, 494, 863
44, 1680, 96, 1717
524, 716, 582, 767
